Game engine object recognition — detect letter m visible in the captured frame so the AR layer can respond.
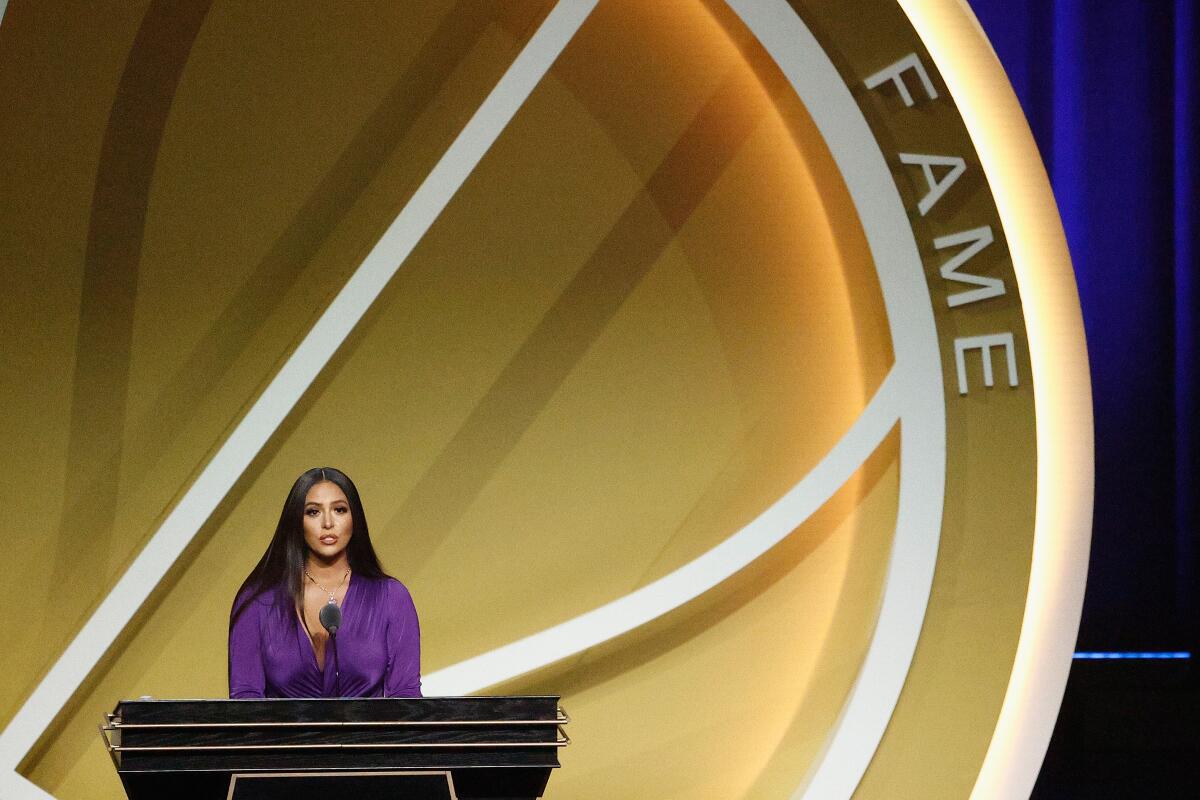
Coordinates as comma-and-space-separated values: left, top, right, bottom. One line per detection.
935, 225, 1005, 308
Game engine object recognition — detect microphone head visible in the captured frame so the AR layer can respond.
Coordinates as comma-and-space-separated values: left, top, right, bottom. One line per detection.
318, 602, 342, 635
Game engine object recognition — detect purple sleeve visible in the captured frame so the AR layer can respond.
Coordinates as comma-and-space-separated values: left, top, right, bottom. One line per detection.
229, 590, 266, 699
384, 581, 422, 697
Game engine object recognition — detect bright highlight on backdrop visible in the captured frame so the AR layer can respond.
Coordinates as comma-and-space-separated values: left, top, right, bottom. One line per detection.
0, 0, 1091, 798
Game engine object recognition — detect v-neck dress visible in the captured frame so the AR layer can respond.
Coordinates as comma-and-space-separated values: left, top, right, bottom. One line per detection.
228, 575, 421, 698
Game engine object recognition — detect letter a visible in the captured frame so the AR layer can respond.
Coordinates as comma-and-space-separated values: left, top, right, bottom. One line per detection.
900, 153, 966, 215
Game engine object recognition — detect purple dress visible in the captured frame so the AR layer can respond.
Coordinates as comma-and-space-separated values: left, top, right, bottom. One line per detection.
228, 575, 421, 698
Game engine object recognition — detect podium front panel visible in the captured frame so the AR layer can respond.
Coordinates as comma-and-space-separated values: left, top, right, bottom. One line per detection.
102, 697, 565, 799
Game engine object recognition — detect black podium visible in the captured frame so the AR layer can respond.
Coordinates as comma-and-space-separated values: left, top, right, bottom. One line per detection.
100, 696, 567, 799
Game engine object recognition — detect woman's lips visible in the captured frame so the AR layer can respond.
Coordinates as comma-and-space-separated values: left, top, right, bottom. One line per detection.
319, 535, 338, 545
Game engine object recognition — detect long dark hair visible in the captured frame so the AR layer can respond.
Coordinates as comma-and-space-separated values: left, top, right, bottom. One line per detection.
231, 467, 388, 625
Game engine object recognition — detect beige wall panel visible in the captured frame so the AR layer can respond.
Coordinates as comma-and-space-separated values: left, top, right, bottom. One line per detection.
1, 0, 555, 736
0, 0, 153, 724
9, 2, 905, 797
500, 437, 899, 798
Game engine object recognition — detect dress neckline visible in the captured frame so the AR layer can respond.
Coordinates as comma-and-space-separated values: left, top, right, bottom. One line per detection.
297, 572, 355, 675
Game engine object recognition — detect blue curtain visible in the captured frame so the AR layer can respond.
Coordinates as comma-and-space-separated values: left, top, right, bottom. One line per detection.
966, 0, 1199, 650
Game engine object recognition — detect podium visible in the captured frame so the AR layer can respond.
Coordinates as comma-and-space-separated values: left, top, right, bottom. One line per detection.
99, 696, 567, 799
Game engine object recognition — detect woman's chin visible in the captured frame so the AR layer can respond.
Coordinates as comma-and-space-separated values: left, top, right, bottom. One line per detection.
308, 544, 349, 562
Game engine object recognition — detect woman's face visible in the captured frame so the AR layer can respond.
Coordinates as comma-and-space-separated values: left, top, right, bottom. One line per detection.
302, 480, 353, 563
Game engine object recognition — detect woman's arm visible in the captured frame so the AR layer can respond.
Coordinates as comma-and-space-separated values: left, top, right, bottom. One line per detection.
384, 580, 422, 697
228, 591, 267, 699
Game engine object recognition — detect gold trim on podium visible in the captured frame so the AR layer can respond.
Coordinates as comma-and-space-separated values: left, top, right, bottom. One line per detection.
225, 769, 458, 800
102, 708, 569, 728
97, 711, 570, 754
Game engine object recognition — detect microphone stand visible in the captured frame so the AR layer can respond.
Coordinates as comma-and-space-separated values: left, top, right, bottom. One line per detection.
318, 602, 343, 697
331, 632, 341, 697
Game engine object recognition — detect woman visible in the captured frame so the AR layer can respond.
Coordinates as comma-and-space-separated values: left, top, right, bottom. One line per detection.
228, 467, 421, 698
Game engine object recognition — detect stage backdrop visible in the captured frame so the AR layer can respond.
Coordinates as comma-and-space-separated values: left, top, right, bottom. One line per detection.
969, 0, 1200, 657
0, 1, 1091, 798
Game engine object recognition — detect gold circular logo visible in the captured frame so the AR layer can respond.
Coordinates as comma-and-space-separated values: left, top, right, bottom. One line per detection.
1, 2, 1090, 798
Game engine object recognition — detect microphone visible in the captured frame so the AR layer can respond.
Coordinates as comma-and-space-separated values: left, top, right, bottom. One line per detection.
319, 602, 343, 696
318, 602, 342, 636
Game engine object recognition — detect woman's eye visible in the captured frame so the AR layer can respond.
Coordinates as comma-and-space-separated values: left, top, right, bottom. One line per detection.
305, 508, 318, 516
335, 506, 348, 514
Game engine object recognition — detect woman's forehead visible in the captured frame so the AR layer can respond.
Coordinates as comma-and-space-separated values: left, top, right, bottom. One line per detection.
304, 480, 348, 505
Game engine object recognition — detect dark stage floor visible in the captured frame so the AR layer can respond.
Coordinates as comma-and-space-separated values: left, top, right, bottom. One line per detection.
1033, 658, 1198, 798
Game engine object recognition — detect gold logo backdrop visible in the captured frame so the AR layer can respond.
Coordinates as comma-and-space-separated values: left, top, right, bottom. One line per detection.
0, 1, 1090, 798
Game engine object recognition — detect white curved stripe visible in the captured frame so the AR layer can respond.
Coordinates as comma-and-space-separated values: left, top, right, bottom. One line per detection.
0, 1, 598, 789
0, 773, 49, 800
898, 1, 1095, 796
722, 2, 948, 798
423, 368, 903, 695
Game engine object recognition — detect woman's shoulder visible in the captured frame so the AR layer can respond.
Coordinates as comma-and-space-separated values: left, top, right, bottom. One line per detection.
358, 574, 415, 605
231, 583, 283, 615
